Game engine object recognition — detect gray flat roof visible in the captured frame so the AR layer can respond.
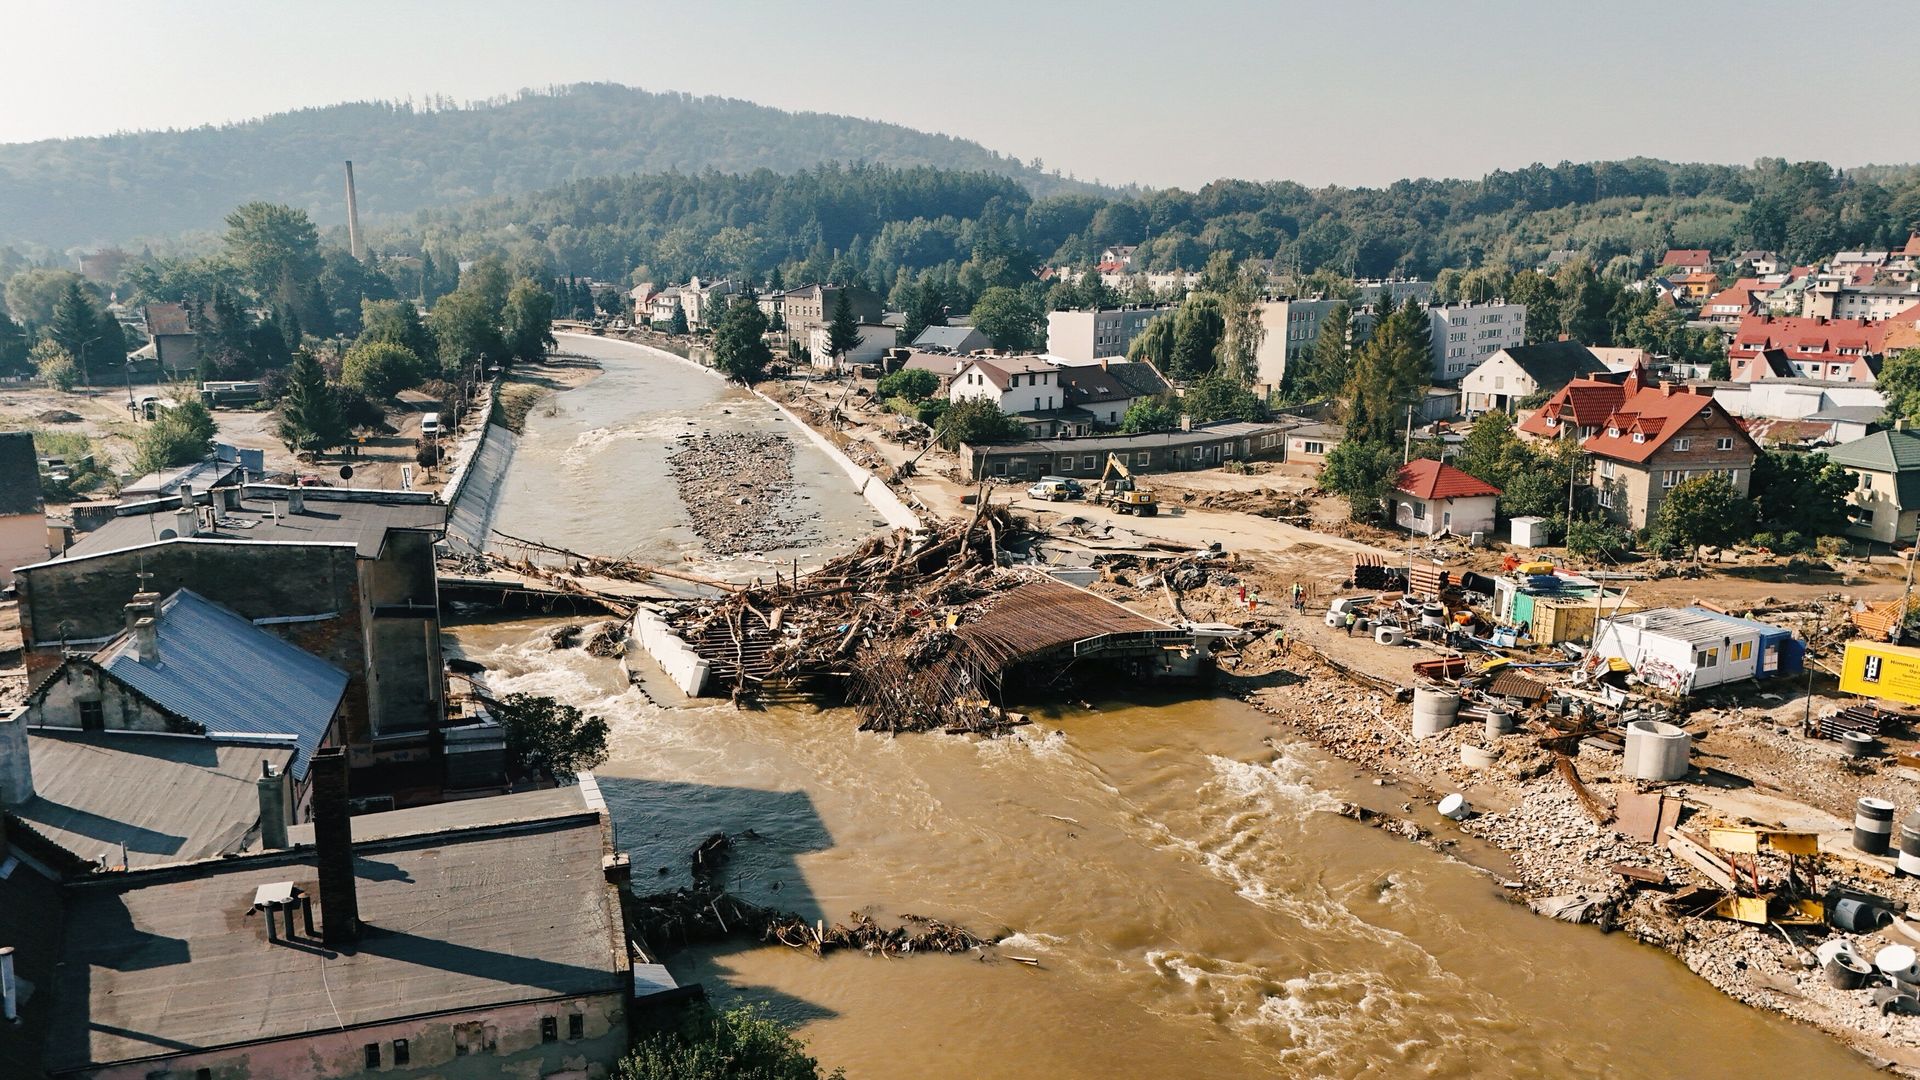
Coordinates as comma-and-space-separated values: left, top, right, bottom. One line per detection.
47, 815, 624, 1070
9, 730, 294, 869
61, 492, 445, 561
285, 785, 593, 846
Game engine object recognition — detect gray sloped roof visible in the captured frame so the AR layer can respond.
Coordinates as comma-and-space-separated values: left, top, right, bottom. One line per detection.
94, 589, 347, 779
1492, 341, 1613, 390
1103, 360, 1170, 398
911, 324, 987, 351
0, 430, 43, 516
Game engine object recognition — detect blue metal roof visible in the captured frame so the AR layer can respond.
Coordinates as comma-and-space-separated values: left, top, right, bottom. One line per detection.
98, 590, 349, 780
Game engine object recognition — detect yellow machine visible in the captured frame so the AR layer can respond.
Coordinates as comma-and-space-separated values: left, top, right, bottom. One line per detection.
1095, 454, 1159, 516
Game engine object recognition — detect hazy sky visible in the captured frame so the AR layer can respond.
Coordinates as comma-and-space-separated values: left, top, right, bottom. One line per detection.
5, 0, 1917, 190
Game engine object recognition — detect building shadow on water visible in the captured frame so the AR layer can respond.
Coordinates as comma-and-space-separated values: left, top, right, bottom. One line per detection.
594, 776, 840, 1026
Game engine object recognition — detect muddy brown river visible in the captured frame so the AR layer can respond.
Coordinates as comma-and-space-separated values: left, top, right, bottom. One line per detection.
450, 336, 1873, 1078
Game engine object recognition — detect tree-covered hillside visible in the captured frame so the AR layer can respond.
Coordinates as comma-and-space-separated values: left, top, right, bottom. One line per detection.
0, 83, 1088, 251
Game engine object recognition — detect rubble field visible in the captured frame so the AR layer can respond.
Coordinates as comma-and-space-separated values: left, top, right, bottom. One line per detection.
666, 429, 823, 556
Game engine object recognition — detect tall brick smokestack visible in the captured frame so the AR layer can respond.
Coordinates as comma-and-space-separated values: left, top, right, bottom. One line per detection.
344, 161, 364, 262
311, 748, 359, 945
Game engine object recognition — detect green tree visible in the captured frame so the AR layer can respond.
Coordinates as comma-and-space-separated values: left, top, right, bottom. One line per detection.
876, 367, 938, 402
341, 340, 425, 399
1169, 294, 1225, 379
1649, 474, 1755, 555
970, 286, 1041, 352
1881, 348, 1920, 422
1181, 373, 1266, 423
503, 277, 557, 362
1321, 438, 1399, 522
899, 280, 947, 345
668, 300, 690, 336
0, 308, 27, 376
49, 280, 100, 379
32, 340, 76, 390
1750, 449, 1852, 540
1120, 394, 1180, 433
1286, 303, 1350, 403
1343, 305, 1428, 444
1566, 516, 1633, 560
1127, 314, 1176, 368
357, 298, 437, 361
1455, 409, 1533, 493
133, 400, 217, 474
824, 288, 863, 368
224, 202, 323, 309
1218, 268, 1267, 387
711, 296, 773, 383
491, 692, 610, 782
5, 268, 87, 326
429, 287, 506, 374
935, 396, 1022, 449
276, 348, 348, 453
617, 1005, 844, 1080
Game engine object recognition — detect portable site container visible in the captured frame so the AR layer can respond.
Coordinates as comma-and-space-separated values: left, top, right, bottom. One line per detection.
1592, 607, 1775, 694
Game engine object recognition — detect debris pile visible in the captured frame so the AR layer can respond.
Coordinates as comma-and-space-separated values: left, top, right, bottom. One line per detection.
667, 430, 822, 555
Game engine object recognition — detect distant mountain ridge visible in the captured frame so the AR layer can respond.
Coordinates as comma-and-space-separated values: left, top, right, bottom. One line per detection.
0, 83, 1099, 252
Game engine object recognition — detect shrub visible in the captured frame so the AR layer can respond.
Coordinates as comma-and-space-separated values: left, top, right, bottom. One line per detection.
1779, 530, 1806, 554
1816, 535, 1849, 557
876, 367, 938, 403
1750, 531, 1777, 551
619, 1005, 842, 1080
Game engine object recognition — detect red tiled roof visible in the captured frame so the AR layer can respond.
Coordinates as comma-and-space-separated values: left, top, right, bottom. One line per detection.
1701, 279, 1761, 311
1728, 314, 1889, 366
1394, 458, 1501, 500
1517, 372, 1637, 438
1851, 264, 1878, 286
1662, 249, 1712, 269
1580, 386, 1754, 464
1905, 233, 1920, 258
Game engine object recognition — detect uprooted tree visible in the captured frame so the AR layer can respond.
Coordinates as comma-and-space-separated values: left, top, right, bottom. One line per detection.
491, 692, 610, 782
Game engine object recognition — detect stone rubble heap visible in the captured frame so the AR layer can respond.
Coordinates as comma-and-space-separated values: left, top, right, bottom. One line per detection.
666, 430, 822, 556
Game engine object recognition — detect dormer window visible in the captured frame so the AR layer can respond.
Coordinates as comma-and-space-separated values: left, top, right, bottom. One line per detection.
1544, 415, 1558, 427
1631, 433, 1645, 444
1607, 426, 1620, 438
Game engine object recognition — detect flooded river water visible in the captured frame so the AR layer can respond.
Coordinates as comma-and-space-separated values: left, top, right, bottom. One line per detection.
450, 337, 1873, 1078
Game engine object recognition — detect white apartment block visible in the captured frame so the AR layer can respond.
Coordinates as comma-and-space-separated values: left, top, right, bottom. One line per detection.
1249, 280, 1432, 395
1046, 305, 1176, 361
1430, 302, 1527, 383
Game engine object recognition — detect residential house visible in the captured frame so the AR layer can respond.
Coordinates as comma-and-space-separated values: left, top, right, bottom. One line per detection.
141, 302, 200, 376
1661, 249, 1713, 273
1727, 347, 1797, 382
21, 587, 348, 818
1460, 341, 1640, 413
780, 284, 883, 347
1805, 281, 1920, 322
1046, 304, 1176, 362
1728, 314, 1888, 383
1735, 251, 1784, 276
1582, 383, 1760, 530
648, 286, 684, 326
1592, 607, 1800, 694
1100, 244, 1139, 269
15, 485, 454, 805
1699, 279, 1766, 325
1055, 364, 1147, 427
24, 761, 636, 1080
1428, 301, 1527, 383
1673, 271, 1720, 301
680, 277, 743, 329
627, 281, 658, 319
1516, 368, 1640, 443
0, 431, 45, 587
1389, 459, 1500, 538
1, 707, 300, 872
958, 420, 1292, 481
1825, 425, 1920, 545
902, 351, 969, 391
807, 322, 893, 371
911, 324, 990, 354
950, 356, 1061, 416
1281, 421, 1344, 467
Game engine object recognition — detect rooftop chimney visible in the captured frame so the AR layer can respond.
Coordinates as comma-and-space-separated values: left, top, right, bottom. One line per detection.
0, 710, 33, 809
311, 748, 359, 946
344, 161, 364, 262
257, 759, 291, 850
124, 591, 160, 633
132, 617, 158, 664
287, 487, 305, 515
178, 483, 194, 509
1899, 418, 1910, 433
174, 506, 197, 539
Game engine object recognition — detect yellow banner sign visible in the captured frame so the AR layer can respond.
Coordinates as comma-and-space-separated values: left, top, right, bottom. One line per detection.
1840, 641, 1920, 706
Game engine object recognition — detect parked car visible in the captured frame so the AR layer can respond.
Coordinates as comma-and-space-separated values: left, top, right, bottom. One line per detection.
420, 414, 442, 437
1027, 479, 1075, 501
1039, 475, 1084, 497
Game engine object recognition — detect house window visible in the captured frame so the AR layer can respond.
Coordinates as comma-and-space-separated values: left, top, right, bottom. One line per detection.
365, 1043, 381, 1069
1599, 459, 1616, 479
1412, 501, 1426, 520
1302, 441, 1325, 455
1607, 427, 1620, 438
1698, 647, 1719, 669
1716, 437, 1734, 450
542, 1016, 559, 1043
1598, 488, 1615, 509
1082, 455, 1096, 469
1675, 437, 1691, 451
79, 700, 104, 731
1631, 433, 1645, 444
1136, 452, 1150, 466
393, 1040, 410, 1066
1733, 642, 1752, 661
1544, 416, 1558, 427
569, 1013, 585, 1040
1662, 470, 1681, 488
990, 461, 1007, 476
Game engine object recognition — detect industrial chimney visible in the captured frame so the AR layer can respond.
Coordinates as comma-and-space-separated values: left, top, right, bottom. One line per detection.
311, 748, 360, 945
344, 161, 365, 262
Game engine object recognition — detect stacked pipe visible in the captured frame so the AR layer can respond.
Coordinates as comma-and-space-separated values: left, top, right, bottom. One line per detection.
1902, 811, 1920, 878
1855, 798, 1896, 856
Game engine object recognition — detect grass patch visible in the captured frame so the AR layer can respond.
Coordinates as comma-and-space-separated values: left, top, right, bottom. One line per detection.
491, 384, 548, 434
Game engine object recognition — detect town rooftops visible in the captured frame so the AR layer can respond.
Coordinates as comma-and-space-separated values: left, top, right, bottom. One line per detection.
1730, 314, 1890, 361
55, 485, 445, 562
142, 302, 192, 337
1057, 365, 1135, 406
1393, 459, 1501, 501
1662, 249, 1712, 269
1582, 384, 1750, 464
964, 419, 1287, 457
903, 351, 967, 379
1101, 360, 1170, 399
961, 355, 1056, 389
0, 430, 43, 516
1518, 370, 1641, 438
87, 589, 348, 778
1484, 341, 1619, 389
911, 324, 988, 352
119, 458, 242, 502
6, 729, 296, 870
44, 811, 625, 1072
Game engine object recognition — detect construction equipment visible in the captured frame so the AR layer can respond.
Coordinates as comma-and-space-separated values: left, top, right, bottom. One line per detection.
1093, 454, 1158, 516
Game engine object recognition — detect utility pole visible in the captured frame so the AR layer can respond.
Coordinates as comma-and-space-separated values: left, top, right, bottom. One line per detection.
1403, 405, 1415, 464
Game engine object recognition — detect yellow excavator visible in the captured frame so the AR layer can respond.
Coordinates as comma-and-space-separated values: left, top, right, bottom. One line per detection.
1094, 453, 1159, 516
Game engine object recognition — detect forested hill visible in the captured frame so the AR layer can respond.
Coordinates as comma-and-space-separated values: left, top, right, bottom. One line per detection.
0, 83, 1089, 251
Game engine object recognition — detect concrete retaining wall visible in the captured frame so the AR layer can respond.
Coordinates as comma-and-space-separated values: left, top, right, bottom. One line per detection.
443, 422, 517, 553
629, 606, 710, 696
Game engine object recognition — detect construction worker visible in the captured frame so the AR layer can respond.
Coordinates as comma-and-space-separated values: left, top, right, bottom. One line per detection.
1291, 582, 1304, 611
1344, 610, 1357, 636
